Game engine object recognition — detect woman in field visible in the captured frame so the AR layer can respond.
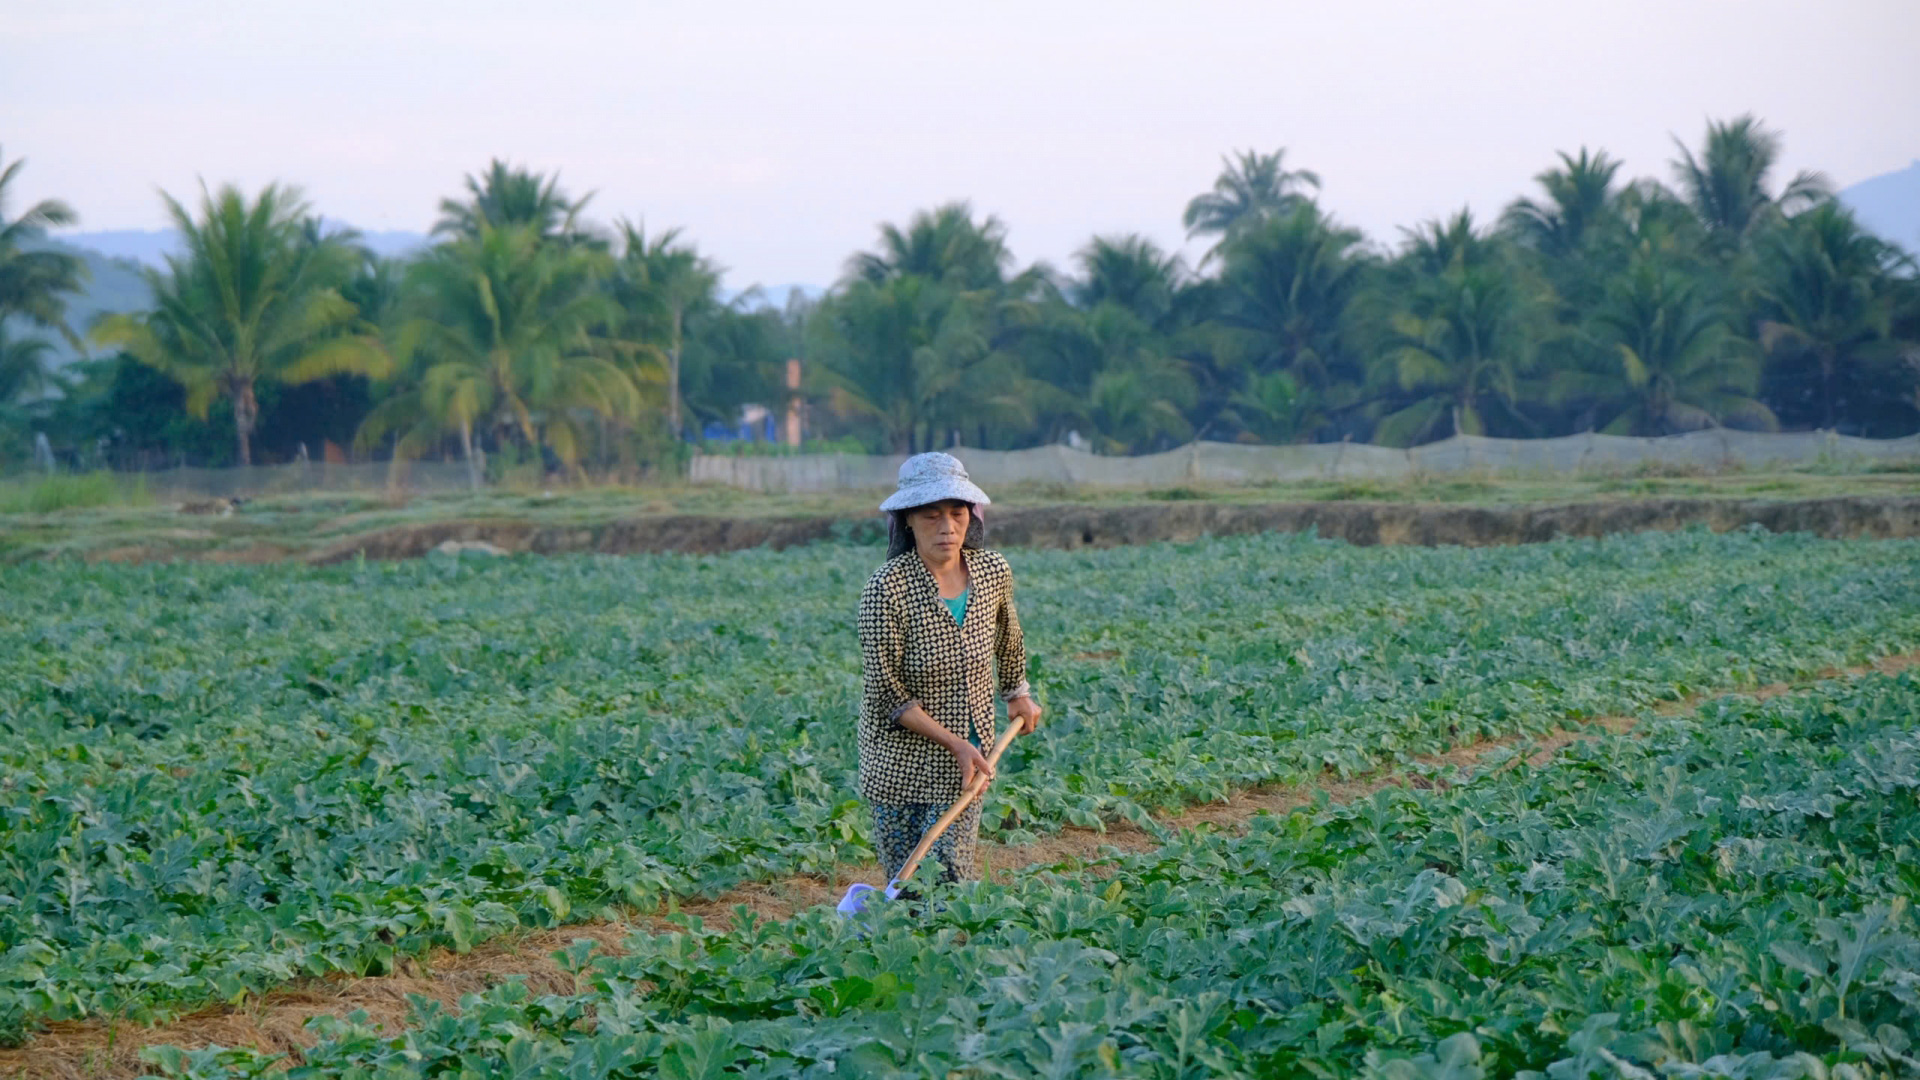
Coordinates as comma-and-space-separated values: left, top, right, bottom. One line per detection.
858, 452, 1042, 888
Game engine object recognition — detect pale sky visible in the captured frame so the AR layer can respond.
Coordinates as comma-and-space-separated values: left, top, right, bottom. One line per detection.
6, 0, 1918, 290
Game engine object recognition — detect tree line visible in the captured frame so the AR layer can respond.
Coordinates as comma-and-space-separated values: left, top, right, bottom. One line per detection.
2, 114, 1916, 482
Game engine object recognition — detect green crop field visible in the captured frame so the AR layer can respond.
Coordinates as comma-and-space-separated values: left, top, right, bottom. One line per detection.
3, 528, 1920, 1076
206, 669, 1920, 1080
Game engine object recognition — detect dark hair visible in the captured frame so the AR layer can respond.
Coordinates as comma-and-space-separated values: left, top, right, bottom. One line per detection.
887, 502, 986, 559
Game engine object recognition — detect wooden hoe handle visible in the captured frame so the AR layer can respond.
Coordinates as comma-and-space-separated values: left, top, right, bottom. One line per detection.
892, 717, 1027, 889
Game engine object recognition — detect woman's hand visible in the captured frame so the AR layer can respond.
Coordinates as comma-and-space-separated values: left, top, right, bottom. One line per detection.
896, 706, 997, 788
1008, 694, 1043, 733
953, 741, 993, 789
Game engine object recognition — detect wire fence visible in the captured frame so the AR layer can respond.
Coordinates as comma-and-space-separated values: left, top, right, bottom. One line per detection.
13, 431, 1917, 502
689, 431, 1920, 493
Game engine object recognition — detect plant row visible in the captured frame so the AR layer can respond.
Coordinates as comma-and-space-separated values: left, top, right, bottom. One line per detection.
144, 668, 1920, 1078
0, 529, 1917, 1038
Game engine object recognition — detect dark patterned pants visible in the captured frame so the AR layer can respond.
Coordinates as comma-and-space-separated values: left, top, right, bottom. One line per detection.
870, 800, 982, 886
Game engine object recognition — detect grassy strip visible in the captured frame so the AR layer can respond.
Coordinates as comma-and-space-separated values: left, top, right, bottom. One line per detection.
4, 467, 1919, 562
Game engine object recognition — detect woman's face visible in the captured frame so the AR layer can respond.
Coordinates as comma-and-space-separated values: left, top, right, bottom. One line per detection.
909, 500, 971, 560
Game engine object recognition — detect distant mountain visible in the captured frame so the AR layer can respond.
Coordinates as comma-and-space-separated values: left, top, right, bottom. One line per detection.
1839, 161, 1920, 255
22, 226, 429, 369
53, 225, 431, 268
356, 230, 432, 259
7, 239, 153, 369
19, 228, 823, 371
56, 229, 824, 308
725, 283, 825, 311
54, 229, 178, 268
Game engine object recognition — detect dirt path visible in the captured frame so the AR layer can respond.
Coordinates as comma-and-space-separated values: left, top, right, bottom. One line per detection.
9, 651, 1918, 1080
277, 494, 1920, 563
58, 495, 1920, 566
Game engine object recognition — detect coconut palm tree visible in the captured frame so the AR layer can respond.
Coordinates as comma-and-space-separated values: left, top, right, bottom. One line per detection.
811, 275, 958, 454
819, 204, 1051, 450
1044, 300, 1198, 452
1183, 148, 1320, 252
1560, 257, 1773, 435
91, 184, 389, 466
341, 253, 405, 332
0, 148, 88, 347
677, 302, 793, 437
0, 328, 60, 464
1371, 264, 1537, 446
434, 160, 595, 244
1216, 204, 1371, 408
1754, 201, 1909, 430
1086, 355, 1196, 453
1070, 234, 1185, 330
1399, 209, 1500, 277
1503, 148, 1623, 259
611, 222, 720, 439
1223, 369, 1320, 444
1671, 116, 1828, 246
810, 274, 1032, 453
1501, 151, 1630, 334
1011, 297, 1112, 434
356, 358, 494, 487
0, 327, 58, 411
1592, 180, 1711, 267
846, 203, 1012, 291
358, 224, 640, 486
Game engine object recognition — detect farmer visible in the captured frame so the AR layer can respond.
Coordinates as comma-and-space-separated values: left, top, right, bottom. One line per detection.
858, 452, 1042, 888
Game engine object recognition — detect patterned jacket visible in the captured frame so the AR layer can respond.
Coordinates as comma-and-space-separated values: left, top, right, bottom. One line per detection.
857, 548, 1030, 805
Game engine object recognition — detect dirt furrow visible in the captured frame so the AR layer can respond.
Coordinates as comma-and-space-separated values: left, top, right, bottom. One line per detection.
8, 651, 1917, 1080
274, 495, 1920, 564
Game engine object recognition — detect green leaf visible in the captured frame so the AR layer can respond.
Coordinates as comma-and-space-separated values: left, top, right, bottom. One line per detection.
444, 906, 476, 953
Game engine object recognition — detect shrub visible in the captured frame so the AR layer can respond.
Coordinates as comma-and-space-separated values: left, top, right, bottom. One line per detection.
0, 471, 151, 514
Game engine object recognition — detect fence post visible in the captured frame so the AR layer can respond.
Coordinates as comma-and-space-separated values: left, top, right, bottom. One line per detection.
784, 359, 803, 448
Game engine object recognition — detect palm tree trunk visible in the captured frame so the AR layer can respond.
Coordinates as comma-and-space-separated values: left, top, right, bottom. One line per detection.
233, 381, 259, 467
667, 309, 684, 439
667, 347, 682, 439
460, 421, 482, 491
1821, 347, 1836, 430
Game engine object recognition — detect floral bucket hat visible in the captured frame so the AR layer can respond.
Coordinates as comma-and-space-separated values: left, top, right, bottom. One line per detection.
879, 452, 991, 513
